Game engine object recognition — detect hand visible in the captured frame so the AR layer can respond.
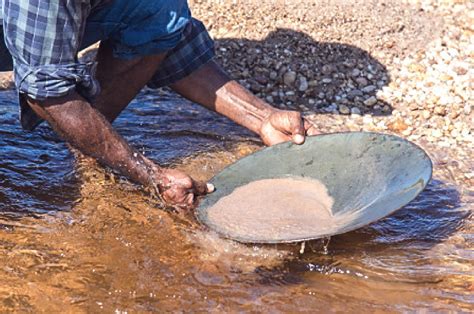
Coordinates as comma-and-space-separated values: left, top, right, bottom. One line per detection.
260, 109, 319, 146
155, 168, 215, 209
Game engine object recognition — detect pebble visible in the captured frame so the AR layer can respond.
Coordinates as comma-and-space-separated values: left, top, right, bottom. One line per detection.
350, 107, 362, 115
356, 77, 369, 86
283, 71, 297, 86
338, 105, 350, 115
297, 76, 309, 92
363, 96, 378, 107
362, 85, 377, 93
351, 69, 361, 77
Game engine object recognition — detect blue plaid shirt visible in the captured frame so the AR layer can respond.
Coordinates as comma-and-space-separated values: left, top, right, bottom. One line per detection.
1, 0, 214, 130
1, 0, 109, 101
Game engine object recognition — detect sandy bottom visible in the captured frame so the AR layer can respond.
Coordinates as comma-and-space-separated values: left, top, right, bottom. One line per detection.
206, 177, 335, 242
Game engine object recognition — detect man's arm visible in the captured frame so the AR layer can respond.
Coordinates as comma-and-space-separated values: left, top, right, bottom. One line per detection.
27, 92, 212, 206
170, 60, 318, 146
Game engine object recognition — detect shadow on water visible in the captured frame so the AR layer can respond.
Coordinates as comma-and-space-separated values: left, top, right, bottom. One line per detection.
0, 92, 79, 221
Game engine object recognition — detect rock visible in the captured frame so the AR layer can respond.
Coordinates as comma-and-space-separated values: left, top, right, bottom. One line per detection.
450, 129, 460, 137
382, 105, 391, 113
363, 96, 378, 107
362, 115, 373, 124
432, 129, 443, 138
434, 106, 447, 116
297, 76, 309, 92
338, 105, 350, 114
322, 78, 332, 84
350, 107, 362, 115
464, 104, 472, 115
355, 77, 369, 86
322, 64, 335, 75
269, 71, 278, 80
255, 75, 268, 85
362, 85, 377, 93
351, 68, 361, 77
422, 110, 431, 119
308, 80, 318, 87
387, 119, 409, 132
347, 89, 364, 99
283, 71, 297, 86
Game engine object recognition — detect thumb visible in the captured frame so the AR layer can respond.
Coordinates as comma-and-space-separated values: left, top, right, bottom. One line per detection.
270, 111, 305, 144
192, 180, 215, 195
290, 114, 305, 144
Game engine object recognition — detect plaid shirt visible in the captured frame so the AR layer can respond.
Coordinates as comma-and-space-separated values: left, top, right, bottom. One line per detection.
1, 0, 109, 101
1, 0, 214, 131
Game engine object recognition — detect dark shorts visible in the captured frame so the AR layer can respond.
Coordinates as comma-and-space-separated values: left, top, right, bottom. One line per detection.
81, 0, 215, 88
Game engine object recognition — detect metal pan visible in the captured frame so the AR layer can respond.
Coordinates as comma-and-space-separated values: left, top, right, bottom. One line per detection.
196, 132, 432, 243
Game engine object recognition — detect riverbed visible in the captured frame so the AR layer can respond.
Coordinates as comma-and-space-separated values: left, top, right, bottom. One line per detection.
0, 89, 472, 312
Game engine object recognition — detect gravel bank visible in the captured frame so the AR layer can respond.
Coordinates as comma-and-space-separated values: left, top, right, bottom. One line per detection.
189, 0, 473, 186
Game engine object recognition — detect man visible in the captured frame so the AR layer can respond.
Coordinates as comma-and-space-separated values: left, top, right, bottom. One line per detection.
1, 0, 317, 208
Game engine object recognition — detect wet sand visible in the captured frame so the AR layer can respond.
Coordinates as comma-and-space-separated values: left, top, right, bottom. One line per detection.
207, 177, 335, 241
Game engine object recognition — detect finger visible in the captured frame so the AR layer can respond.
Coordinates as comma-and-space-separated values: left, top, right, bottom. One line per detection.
184, 193, 195, 206
261, 125, 291, 146
288, 112, 305, 144
270, 111, 305, 144
193, 180, 212, 196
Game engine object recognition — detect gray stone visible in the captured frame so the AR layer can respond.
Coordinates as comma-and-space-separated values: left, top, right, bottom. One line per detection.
322, 64, 335, 75
283, 71, 297, 86
363, 96, 378, 107
351, 107, 362, 115
351, 68, 361, 77
297, 76, 309, 92
362, 85, 377, 93
356, 77, 369, 86
269, 71, 278, 80
339, 105, 350, 114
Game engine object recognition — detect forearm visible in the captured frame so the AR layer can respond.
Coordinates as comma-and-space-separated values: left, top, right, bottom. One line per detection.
170, 60, 276, 135
27, 92, 160, 187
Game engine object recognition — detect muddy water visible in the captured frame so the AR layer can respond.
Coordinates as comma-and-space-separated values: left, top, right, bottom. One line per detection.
0, 89, 472, 312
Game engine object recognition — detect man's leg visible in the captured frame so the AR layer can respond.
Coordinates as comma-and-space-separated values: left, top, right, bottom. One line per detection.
91, 40, 162, 122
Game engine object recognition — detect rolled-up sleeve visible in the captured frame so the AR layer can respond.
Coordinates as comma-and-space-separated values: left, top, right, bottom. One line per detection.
2, 0, 99, 100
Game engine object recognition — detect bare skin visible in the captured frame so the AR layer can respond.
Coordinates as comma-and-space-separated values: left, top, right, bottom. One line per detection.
27, 40, 318, 208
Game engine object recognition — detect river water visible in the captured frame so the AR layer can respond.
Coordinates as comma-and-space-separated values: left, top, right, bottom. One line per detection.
0, 89, 472, 312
